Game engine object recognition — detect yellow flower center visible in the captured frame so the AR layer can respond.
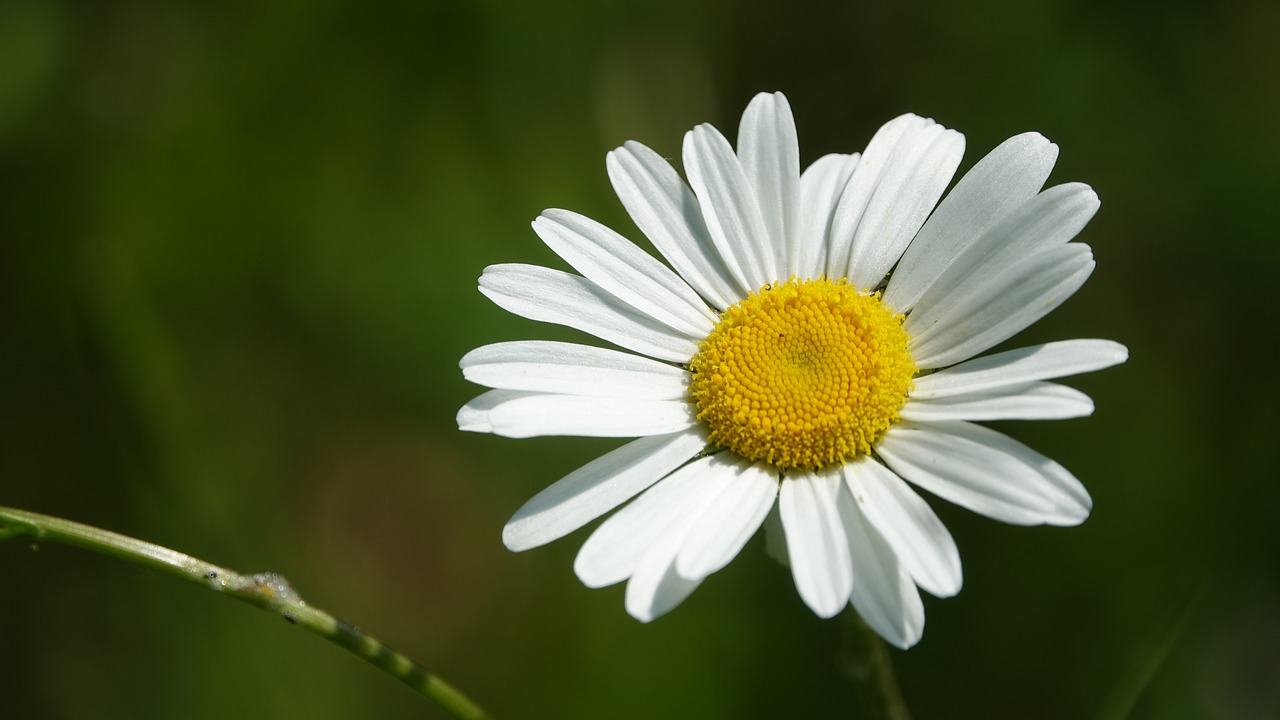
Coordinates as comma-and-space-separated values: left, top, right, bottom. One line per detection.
688, 278, 916, 472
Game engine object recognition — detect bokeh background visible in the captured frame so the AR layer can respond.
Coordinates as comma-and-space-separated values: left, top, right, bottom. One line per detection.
3, 0, 1277, 718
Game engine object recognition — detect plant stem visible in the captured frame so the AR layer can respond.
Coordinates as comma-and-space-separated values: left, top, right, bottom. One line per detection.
838, 608, 912, 720
0, 506, 493, 720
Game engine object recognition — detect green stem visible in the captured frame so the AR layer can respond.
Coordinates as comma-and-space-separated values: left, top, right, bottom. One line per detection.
838, 608, 911, 720
0, 506, 492, 720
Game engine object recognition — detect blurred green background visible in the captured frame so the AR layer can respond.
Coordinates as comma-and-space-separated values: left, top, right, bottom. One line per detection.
3, 0, 1277, 718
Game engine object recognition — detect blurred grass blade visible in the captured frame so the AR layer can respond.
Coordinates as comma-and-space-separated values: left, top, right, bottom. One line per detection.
1096, 580, 1203, 720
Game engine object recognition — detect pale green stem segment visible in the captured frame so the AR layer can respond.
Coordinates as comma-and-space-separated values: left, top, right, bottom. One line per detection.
839, 608, 912, 720
0, 506, 493, 720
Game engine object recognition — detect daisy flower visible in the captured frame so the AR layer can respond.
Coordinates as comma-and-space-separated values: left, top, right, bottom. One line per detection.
458, 92, 1126, 648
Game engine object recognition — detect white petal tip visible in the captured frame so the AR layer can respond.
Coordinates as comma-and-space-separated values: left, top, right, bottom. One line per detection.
626, 607, 657, 623
806, 598, 846, 620
573, 563, 617, 590
1017, 130, 1054, 150
930, 584, 962, 600
888, 632, 923, 650
1047, 507, 1091, 527
919, 563, 964, 599
501, 524, 536, 553
1044, 489, 1093, 526
863, 610, 926, 650
625, 584, 675, 623
455, 409, 491, 433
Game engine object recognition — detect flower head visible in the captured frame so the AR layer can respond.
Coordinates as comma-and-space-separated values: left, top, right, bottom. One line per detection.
458, 92, 1126, 648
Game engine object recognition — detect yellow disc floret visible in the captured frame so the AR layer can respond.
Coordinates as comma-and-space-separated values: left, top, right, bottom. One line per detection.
688, 277, 916, 472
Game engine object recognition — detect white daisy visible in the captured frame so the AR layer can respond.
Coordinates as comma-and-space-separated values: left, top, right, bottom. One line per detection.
458, 92, 1127, 649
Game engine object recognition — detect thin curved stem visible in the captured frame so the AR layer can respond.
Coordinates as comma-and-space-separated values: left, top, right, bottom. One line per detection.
839, 608, 912, 720
0, 506, 493, 720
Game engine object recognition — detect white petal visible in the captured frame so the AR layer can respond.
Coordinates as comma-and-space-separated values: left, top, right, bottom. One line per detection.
502, 430, 708, 551
461, 340, 688, 400
904, 183, 1099, 330
575, 455, 727, 588
875, 421, 1091, 526
836, 483, 926, 649
779, 471, 853, 618
485, 393, 696, 438
533, 209, 716, 337
607, 141, 743, 309
939, 421, 1094, 526
845, 123, 965, 290
911, 339, 1129, 399
624, 460, 743, 621
907, 243, 1095, 369
885, 133, 1059, 312
457, 389, 531, 433
738, 92, 801, 277
675, 461, 779, 580
479, 263, 699, 363
797, 153, 859, 280
900, 382, 1095, 421
826, 114, 929, 278
625, 550, 703, 623
684, 123, 776, 289
843, 457, 962, 598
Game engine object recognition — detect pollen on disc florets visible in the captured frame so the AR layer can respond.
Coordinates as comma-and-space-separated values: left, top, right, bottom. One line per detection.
688, 277, 917, 472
